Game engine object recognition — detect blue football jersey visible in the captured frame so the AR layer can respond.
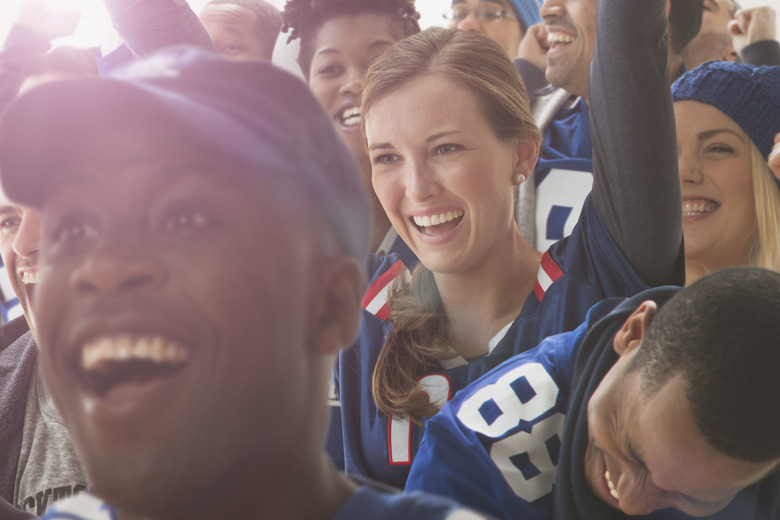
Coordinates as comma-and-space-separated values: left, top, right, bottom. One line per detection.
39, 487, 496, 520
404, 298, 621, 519
327, 198, 651, 489
533, 98, 593, 251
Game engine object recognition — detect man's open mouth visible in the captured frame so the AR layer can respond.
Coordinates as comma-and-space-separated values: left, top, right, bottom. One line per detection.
80, 334, 191, 396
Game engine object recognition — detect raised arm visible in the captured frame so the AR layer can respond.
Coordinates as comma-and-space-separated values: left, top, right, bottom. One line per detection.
589, 0, 684, 287
102, 0, 216, 60
0, 0, 80, 111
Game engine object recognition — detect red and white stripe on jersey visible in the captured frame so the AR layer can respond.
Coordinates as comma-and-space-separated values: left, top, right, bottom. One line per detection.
533, 252, 563, 301
389, 373, 452, 465
361, 260, 409, 322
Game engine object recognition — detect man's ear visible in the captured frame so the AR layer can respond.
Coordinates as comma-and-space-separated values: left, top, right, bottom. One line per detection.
308, 255, 365, 355
613, 300, 658, 356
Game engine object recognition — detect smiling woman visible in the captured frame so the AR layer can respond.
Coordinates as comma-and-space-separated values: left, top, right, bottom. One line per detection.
331, 0, 685, 490
671, 60, 780, 284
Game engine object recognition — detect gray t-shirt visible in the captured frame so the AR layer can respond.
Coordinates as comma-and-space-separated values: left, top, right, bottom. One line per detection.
14, 363, 88, 516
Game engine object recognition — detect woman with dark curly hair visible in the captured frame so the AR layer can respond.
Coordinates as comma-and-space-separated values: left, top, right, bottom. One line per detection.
282, 0, 420, 263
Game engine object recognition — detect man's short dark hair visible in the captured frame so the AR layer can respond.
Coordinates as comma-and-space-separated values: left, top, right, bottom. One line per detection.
630, 266, 780, 463
669, 0, 705, 52
207, 0, 282, 56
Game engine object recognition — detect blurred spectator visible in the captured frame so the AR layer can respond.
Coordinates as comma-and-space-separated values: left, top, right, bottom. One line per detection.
682, 0, 779, 67
199, 0, 282, 61
445, 0, 543, 60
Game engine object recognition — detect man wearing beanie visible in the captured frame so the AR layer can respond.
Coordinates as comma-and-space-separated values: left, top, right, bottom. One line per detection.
0, 46, 494, 520
446, 0, 543, 60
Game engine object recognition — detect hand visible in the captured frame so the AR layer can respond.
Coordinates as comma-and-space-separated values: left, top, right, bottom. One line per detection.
769, 133, 780, 182
517, 23, 549, 72
17, 0, 81, 42
728, 6, 777, 56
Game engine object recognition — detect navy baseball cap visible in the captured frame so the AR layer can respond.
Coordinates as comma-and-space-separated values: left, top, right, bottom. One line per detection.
0, 45, 370, 259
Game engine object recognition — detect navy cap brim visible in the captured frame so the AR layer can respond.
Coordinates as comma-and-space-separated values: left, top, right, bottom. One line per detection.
0, 76, 288, 208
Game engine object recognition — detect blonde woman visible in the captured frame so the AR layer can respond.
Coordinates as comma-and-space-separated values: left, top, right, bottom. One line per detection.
672, 61, 780, 284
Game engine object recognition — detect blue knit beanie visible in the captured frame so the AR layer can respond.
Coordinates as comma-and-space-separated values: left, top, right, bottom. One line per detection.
672, 61, 780, 162
507, 0, 543, 31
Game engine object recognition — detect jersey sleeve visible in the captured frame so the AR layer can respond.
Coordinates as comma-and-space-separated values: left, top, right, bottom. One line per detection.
588, 0, 684, 288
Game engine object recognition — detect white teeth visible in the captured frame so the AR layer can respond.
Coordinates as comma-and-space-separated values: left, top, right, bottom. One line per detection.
81, 335, 190, 373
547, 32, 575, 45
413, 210, 464, 228
22, 272, 38, 284
683, 200, 718, 217
605, 470, 620, 500
340, 106, 361, 127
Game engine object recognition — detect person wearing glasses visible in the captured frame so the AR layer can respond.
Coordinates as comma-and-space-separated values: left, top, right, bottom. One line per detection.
445, 0, 543, 60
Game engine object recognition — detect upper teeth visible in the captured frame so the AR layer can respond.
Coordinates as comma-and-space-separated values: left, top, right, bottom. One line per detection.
82, 335, 190, 373
605, 470, 620, 500
548, 32, 575, 45
22, 272, 37, 284
341, 106, 360, 126
683, 200, 717, 217
413, 210, 464, 228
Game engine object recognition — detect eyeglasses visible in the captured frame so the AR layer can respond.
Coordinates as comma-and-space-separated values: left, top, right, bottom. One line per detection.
443, 5, 518, 24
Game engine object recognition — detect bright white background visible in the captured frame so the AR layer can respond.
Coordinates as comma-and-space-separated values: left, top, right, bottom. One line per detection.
0, 0, 452, 51
0, 0, 776, 59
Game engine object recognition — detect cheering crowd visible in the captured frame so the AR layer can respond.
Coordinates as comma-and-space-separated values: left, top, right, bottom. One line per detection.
0, 0, 779, 519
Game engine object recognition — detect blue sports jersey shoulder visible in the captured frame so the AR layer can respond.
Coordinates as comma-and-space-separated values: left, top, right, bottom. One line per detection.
335, 485, 495, 520
533, 98, 593, 250
326, 253, 414, 486
38, 487, 496, 520
405, 298, 622, 519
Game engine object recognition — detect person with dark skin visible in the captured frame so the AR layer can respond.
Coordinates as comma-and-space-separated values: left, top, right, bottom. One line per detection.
0, 45, 495, 520
407, 265, 780, 520
281, 0, 420, 261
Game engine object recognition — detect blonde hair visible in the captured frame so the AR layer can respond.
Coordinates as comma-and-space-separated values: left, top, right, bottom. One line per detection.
749, 144, 780, 272
364, 27, 540, 422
